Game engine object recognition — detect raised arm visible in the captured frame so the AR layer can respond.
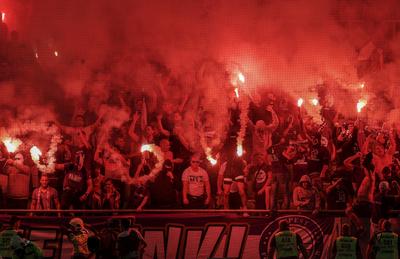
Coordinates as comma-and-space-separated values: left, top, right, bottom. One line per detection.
128, 112, 140, 142
265, 105, 279, 131
157, 114, 171, 137
344, 152, 362, 170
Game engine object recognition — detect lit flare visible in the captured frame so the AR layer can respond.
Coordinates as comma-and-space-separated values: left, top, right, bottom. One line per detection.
234, 88, 239, 98
205, 147, 217, 166
357, 99, 367, 113
2, 138, 22, 153
311, 98, 319, 106
207, 156, 217, 166
297, 98, 304, 107
140, 144, 153, 153
30, 146, 42, 162
236, 144, 243, 157
238, 72, 245, 84
1, 13, 5, 23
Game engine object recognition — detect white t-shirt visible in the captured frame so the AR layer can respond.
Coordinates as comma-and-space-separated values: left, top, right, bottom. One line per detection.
182, 167, 209, 197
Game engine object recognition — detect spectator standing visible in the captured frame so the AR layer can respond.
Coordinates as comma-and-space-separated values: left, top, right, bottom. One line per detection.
293, 175, 320, 214
148, 160, 178, 209
30, 174, 60, 214
247, 153, 273, 209
182, 155, 211, 209
102, 179, 121, 210
5, 153, 30, 209
60, 152, 92, 209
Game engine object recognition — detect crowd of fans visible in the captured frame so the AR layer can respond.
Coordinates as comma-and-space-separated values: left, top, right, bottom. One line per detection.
0, 17, 398, 232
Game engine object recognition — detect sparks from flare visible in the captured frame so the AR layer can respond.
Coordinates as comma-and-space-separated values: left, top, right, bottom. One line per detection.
30, 146, 42, 162
357, 99, 367, 113
297, 98, 304, 107
2, 138, 22, 153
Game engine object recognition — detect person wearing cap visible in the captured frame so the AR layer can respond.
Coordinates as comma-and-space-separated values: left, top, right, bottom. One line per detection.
367, 219, 400, 259
293, 174, 320, 214
66, 217, 90, 258
268, 220, 308, 259
182, 154, 211, 209
9, 235, 43, 259
331, 224, 362, 259
0, 216, 21, 259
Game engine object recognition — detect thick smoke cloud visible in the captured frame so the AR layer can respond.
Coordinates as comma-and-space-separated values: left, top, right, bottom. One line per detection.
1, 0, 400, 135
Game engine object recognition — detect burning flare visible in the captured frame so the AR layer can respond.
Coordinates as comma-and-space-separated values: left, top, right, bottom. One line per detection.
140, 144, 152, 153
297, 98, 304, 107
238, 72, 245, 84
1, 13, 5, 23
357, 99, 367, 113
30, 146, 42, 162
234, 88, 239, 98
236, 144, 243, 157
207, 156, 217, 166
311, 98, 319, 106
231, 71, 245, 86
205, 147, 217, 166
54, 51, 58, 57
2, 138, 22, 153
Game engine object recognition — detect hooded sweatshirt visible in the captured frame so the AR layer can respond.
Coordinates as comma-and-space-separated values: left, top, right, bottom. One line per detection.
293, 175, 320, 210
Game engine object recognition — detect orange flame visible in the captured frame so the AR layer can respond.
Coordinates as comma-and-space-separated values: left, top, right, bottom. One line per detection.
297, 98, 304, 107
311, 98, 319, 106
238, 72, 245, 84
140, 144, 153, 153
2, 138, 22, 153
30, 146, 42, 162
207, 156, 217, 166
357, 99, 367, 113
236, 144, 243, 157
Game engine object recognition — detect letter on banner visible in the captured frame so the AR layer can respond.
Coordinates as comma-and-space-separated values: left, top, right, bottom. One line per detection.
184, 225, 225, 259
143, 226, 182, 259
